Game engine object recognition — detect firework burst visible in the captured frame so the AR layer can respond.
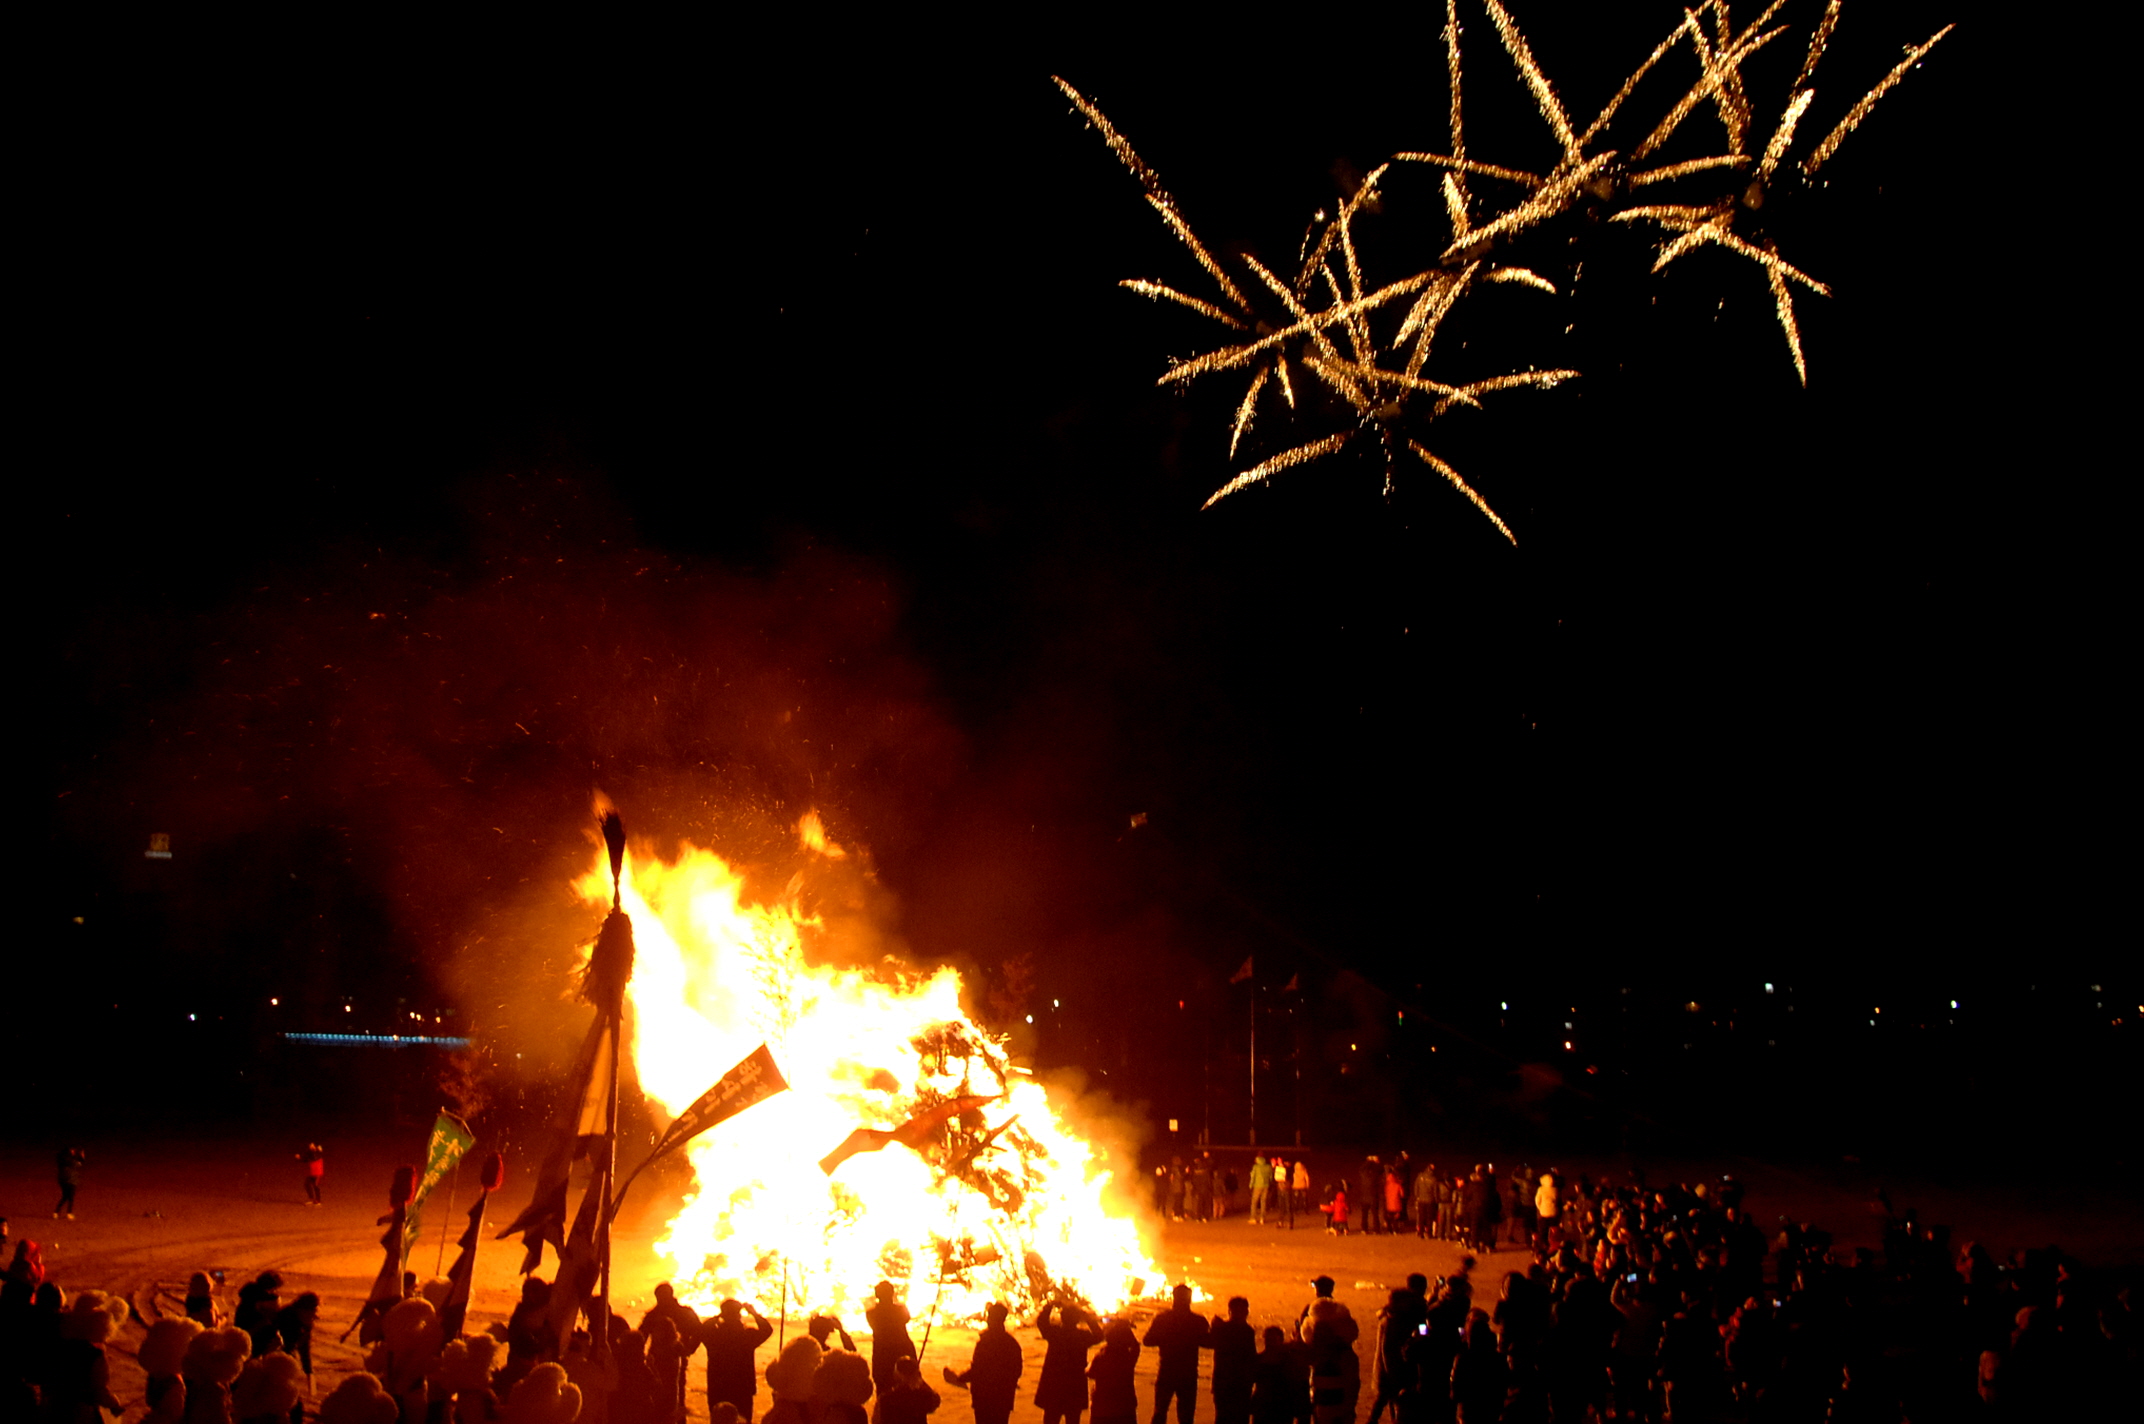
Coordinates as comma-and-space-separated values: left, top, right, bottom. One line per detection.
1059, 1, 1951, 539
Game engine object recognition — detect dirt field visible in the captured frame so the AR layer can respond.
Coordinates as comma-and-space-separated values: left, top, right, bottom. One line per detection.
6, 1132, 2138, 1424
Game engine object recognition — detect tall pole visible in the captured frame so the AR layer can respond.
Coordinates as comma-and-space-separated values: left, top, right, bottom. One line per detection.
595, 810, 629, 1352
1248, 980, 1257, 1147
434, 1159, 460, 1278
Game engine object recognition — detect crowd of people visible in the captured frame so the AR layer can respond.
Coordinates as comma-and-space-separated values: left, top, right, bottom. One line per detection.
1154, 1158, 2139, 1421
1, 1157, 2136, 1424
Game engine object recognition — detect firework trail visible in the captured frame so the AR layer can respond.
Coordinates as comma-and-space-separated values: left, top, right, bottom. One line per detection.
1059, 1, 1953, 533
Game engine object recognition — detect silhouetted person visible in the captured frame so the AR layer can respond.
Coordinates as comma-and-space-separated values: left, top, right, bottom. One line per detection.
1145, 1286, 1212, 1424
1364, 1288, 1423, 1424
808, 1315, 856, 1353
942, 1302, 1022, 1424
1249, 1328, 1305, 1424
878, 1358, 938, 1424
1035, 1302, 1102, 1424
52, 1152, 85, 1221
295, 1145, 325, 1207
702, 1299, 773, 1424
500, 1277, 554, 1392
274, 1292, 320, 1385
641, 1284, 701, 1412
1087, 1321, 1140, 1424
1208, 1298, 1256, 1424
1356, 1159, 1382, 1235
865, 1282, 915, 1397
235, 1272, 284, 1361
1447, 1313, 1504, 1424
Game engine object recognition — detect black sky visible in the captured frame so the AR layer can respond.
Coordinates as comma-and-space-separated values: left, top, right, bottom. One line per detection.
32, 7, 2128, 1147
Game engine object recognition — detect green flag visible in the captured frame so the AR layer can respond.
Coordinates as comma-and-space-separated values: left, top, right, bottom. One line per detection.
408, 1110, 476, 1251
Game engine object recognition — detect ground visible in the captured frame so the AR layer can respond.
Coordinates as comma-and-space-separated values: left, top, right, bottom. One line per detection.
6, 1132, 2137, 1424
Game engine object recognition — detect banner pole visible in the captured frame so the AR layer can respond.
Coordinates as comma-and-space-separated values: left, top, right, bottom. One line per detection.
434, 1158, 460, 1278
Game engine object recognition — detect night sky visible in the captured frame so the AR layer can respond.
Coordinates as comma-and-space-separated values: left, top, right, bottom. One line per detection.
32, 7, 2129, 1161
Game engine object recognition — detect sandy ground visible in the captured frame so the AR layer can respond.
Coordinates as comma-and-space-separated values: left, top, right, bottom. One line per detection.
6, 1132, 2139, 1424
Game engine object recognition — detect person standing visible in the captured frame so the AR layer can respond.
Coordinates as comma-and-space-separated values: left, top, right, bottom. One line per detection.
865, 1281, 916, 1400
1207, 1298, 1257, 1424
643, 1283, 703, 1414
1355, 1159, 1383, 1236
1299, 1298, 1359, 1424
878, 1358, 940, 1424
1448, 1312, 1505, 1424
702, 1299, 773, 1423
1410, 1165, 1436, 1241
235, 1272, 284, 1361
1532, 1174, 1559, 1257
1291, 1161, 1311, 1221
295, 1145, 326, 1207
1034, 1301, 1102, 1424
1249, 1158, 1274, 1226
1381, 1169, 1404, 1238
941, 1303, 1022, 1424
1363, 1290, 1420, 1424
1087, 1321, 1140, 1424
1249, 1328, 1305, 1424
53, 1150, 85, 1220
1143, 1285, 1212, 1424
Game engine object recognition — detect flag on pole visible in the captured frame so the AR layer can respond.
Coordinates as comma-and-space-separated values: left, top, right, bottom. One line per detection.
1229, 957, 1253, 984
440, 1152, 505, 1340
1281, 973, 1299, 992
497, 887, 635, 1276
344, 1166, 415, 1343
659, 1045, 788, 1158
544, 1160, 610, 1356
606, 1046, 790, 1229
495, 1010, 614, 1274
407, 1111, 475, 1252
819, 1094, 999, 1176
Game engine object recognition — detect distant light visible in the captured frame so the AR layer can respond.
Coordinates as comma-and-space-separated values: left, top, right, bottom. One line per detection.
270, 998, 279, 1006
344, 1005, 352, 1012
1564, 1021, 1573, 1030
1024, 1015, 1033, 1024
1763, 983, 1774, 993
1500, 1002, 1508, 1011
1949, 999, 1958, 1009
1563, 1040, 1572, 1051
1052, 999, 1060, 1009
189, 1013, 196, 1022
1350, 1043, 1358, 1051
73, 916, 84, 925
283, 1032, 471, 1049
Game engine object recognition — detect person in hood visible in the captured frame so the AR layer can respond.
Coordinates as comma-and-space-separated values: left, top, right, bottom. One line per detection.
1087, 1321, 1140, 1424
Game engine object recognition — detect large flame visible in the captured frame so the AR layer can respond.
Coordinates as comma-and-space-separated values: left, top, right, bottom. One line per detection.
573, 822, 1158, 1322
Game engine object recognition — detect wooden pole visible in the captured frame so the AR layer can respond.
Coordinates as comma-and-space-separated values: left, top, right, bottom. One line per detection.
434, 1158, 460, 1278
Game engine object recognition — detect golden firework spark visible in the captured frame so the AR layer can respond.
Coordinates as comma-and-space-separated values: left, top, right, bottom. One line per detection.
1061, 0, 1953, 530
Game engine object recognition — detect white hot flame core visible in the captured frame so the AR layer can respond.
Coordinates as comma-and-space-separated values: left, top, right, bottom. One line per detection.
574, 833, 1159, 1323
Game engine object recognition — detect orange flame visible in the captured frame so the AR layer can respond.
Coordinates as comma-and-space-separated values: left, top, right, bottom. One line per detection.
573, 820, 1158, 1322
